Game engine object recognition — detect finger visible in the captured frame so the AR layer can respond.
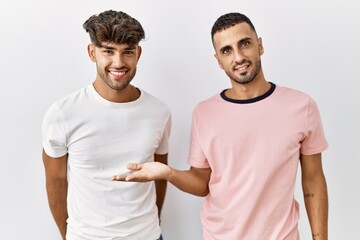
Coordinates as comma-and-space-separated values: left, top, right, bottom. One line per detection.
112, 175, 128, 181
125, 175, 135, 181
125, 173, 151, 182
127, 163, 143, 170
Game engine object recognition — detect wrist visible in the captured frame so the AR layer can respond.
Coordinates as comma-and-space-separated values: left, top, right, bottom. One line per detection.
165, 166, 173, 181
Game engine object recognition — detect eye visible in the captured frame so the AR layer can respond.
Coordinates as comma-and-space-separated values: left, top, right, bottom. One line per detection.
124, 50, 135, 55
221, 47, 231, 55
103, 50, 113, 54
241, 41, 251, 47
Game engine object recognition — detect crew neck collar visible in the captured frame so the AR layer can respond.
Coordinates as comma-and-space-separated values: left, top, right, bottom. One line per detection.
220, 82, 276, 104
87, 84, 144, 108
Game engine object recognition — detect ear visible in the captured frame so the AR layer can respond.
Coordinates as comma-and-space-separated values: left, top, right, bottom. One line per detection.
137, 46, 142, 60
87, 43, 96, 62
214, 53, 224, 70
258, 37, 264, 56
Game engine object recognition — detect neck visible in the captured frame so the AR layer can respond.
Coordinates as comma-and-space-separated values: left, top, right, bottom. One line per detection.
226, 73, 270, 100
92, 81, 140, 103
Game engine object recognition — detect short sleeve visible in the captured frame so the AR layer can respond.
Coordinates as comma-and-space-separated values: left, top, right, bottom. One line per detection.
155, 114, 171, 155
187, 109, 210, 168
42, 103, 68, 158
300, 97, 328, 155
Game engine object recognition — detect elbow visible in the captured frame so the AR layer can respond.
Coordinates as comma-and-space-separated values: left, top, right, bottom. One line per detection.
197, 192, 209, 197
195, 186, 209, 197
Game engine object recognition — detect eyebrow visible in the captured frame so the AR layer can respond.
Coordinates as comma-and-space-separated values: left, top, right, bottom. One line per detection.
239, 37, 252, 45
99, 45, 116, 50
219, 45, 231, 53
99, 45, 137, 51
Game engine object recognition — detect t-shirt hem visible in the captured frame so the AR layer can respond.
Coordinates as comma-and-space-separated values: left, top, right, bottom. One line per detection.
188, 159, 210, 169
301, 143, 329, 156
155, 150, 168, 155
43, 146, 67, 158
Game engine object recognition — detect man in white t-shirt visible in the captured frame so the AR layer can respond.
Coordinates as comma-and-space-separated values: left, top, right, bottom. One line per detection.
113, 13, 329, 240
42, 10, 170, 240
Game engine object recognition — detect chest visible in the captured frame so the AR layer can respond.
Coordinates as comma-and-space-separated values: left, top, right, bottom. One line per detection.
195, 101, 308, 173
64, 108, 165, 173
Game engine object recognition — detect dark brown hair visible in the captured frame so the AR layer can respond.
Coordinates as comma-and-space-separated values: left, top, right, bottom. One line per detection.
83, 10, 145, 47
211, 12, 256, 42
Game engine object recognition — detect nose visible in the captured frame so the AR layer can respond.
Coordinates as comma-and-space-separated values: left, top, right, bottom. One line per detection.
233, 48, 244, 64
112, 53, 125, 68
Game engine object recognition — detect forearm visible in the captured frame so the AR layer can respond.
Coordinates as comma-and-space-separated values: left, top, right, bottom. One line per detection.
155, 179, 167, 218
302, 174, 328, 240
167, 167, 210, 197
46, 178, 68, 239
114, 162, 211, 197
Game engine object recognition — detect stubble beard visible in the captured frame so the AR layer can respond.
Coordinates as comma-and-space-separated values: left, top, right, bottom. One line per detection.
97, 66, 137, 91
228, 59, 262, 85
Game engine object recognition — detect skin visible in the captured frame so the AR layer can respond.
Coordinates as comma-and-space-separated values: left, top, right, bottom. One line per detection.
113, 22, 328, 239
153, 154, 168, 218
42, 150, 68, 240
301, 153, 329, 239
43, 41, 168, 237
213, 22, 270, 100
113, 163, 211, 197
87, 42, 142, 103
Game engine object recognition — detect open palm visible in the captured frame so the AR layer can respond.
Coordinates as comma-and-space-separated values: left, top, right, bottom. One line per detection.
113, 162, 171, 182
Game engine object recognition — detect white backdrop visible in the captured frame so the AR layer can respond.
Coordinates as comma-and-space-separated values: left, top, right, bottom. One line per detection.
0, 0, 359, 239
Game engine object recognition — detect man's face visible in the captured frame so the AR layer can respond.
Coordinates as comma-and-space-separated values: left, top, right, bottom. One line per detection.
88, 42, 142, 91
213, 22, 264, 85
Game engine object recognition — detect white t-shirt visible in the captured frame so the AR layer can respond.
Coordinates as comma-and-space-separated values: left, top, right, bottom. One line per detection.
42, 85, 171, 240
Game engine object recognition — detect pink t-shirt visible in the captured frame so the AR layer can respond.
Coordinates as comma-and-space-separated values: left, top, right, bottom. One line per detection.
188, 83, 328, 240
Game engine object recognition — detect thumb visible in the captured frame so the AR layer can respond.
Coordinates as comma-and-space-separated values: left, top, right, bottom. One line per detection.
127, 163, 143, 170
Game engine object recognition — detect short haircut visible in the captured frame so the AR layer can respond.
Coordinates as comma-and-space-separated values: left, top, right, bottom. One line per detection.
211, 12, 257, 42
83, 10, 145, 47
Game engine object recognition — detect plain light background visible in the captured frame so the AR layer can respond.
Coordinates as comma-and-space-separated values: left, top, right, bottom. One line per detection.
1, 0, 359, 239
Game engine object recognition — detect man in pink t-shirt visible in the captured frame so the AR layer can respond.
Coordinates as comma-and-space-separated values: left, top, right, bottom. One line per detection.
114, 12, 328, 240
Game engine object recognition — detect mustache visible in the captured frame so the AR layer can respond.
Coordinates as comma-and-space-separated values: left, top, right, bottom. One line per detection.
107, 66, 129, 71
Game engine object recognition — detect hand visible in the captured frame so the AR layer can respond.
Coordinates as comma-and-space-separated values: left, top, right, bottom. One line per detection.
112, 162, 171, 182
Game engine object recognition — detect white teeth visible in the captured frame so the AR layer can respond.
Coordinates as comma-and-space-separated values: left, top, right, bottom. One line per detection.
110, 71, 125, 76
235, 64, 249, 72
236, 64, 249, 70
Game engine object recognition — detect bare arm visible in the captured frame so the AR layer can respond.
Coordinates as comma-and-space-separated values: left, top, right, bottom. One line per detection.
167, 166, 211, 196
42, 149, 68, 240
113, 162, 211, 197
154, 154, 168, 218
300, 153, 328, 240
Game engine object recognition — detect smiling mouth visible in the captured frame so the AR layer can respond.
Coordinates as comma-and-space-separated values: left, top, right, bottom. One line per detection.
109, 70, 127, 77
234, 63, 250, 74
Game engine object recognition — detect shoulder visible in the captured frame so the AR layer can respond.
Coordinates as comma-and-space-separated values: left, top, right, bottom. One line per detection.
195, 93, 221, 109
273, 84, 322, 117
50, 86, 89, 110
140, 89, 171, 115
274, 84, 316, 105
275, 84, 311, 98
139, 90, 171, 126
43, 86, 89, 120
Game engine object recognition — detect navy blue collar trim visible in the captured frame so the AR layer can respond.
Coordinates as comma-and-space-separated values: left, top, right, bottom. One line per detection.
220, 82, 276, 104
